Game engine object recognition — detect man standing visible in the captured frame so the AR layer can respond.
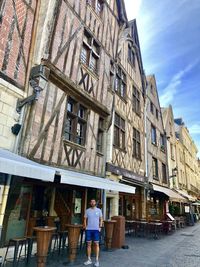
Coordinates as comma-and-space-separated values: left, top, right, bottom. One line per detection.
83, 199, 103, 267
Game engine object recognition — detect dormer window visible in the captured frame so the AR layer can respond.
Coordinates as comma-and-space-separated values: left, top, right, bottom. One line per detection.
128, 44, 135, 67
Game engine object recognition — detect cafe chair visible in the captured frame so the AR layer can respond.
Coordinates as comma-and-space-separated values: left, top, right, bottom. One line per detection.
3, 237, 27, 266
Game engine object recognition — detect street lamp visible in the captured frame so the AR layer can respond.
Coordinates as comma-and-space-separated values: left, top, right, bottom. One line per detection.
16, 65, 50, 113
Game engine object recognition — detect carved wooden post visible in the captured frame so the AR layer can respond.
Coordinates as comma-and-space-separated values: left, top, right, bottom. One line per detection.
34, 226, 56, 267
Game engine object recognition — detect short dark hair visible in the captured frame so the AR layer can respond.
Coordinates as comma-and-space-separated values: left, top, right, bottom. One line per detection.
90, 199, 96, 202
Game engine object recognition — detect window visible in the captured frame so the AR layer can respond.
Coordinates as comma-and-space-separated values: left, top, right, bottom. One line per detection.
156, 109, 159, 120
151, 125, 157, 145
87, 0, 103, 16
97, 118, 104, 153
128, 44, 135, 67
133, 127, 141, 159
132, 86, 140, 115
114, 113, 125, 150
115, 65, 127, 99
150, 84, 154, 94
110, 60, 115, 88
171, 144, 175, 160
160, 134, 165, 151
80, 30, 100, 74
64, 98, 87, 146
150, 102, 154, 114
152, 157, 158, 179
162, 163, 167, 183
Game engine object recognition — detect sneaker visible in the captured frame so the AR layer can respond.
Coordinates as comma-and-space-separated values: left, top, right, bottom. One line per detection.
84, 259, 92, 265
94, 261, 100, 267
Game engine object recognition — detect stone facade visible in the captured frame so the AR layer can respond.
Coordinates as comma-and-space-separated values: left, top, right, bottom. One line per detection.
162, 106, 178, 189
175, 119, 199, 198
146, 75, 168, 186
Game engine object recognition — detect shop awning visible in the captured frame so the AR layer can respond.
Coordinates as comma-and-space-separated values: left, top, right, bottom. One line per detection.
175, 189, 196, 202
152, 184, 186, 202
0, 149, 55, 182
192, 201, 200, 206
58, 169, 135, 194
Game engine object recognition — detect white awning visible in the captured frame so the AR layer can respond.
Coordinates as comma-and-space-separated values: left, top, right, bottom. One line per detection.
175, 189, 196, 202
152, 184, 186, 202
0, 149, 55, 182
58, 169, 135, 193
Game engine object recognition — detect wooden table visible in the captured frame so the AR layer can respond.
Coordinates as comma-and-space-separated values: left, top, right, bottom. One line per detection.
104, 220, 116, 250
65, 224, 82, 263
33, 226, 56, 267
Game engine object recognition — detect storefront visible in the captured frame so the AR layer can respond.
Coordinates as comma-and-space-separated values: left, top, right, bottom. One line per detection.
119, 186, 142, 220
0, 149, 135, 246
147, 184, 186, 221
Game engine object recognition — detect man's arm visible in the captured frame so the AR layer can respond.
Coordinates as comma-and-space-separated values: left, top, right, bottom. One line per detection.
99, 209, 103, 231
83, 216, 87, 230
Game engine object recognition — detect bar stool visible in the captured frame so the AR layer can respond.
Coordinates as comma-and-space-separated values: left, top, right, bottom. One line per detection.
57, 230, 68, 254
49, 232, 59, 254
26, 236, 36, 264
3, 237, 27, 266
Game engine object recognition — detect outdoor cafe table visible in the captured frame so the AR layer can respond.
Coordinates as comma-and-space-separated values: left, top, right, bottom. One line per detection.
33, 226, 56, 267
104, 220, 116, 250
148, 222, 163, 239
65, 224, 83, 264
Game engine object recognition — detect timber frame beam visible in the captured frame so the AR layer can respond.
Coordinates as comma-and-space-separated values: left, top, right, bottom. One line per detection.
42, 60, 111, 118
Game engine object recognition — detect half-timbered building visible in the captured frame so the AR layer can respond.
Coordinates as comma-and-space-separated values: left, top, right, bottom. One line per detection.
0, 0, 135, 244
146, 75, 170, 221
106, 19, 147, 220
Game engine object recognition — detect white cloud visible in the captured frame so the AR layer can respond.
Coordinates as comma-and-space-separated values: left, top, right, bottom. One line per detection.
159, 60, 199, 106
189, 124, 200, 135
124, 0, 142, 19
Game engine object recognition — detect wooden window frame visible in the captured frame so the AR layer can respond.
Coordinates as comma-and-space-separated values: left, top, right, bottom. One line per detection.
96, 117, 104, 153
80, 30, 100, 74
132, 86, 141, 116
156, 109, 159, 120
64, 97, 87, 146
128, 44, 135, 67
114, 113, 126, 150
132, 127, 141, 160
160, 134, 165, 152
162, 163, 167, 184
152, 157, 159, 180
115, 65, 127, 99
151, 125, 157, 145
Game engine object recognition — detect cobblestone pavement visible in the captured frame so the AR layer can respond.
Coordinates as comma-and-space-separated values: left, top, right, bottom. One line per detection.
3, 223, 200, 267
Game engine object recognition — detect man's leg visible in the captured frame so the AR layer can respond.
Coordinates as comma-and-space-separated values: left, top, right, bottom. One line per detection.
84, 230, 92, 265
87, 242, 92, 260
94, 241, 100, 261
94, 230, 100, 266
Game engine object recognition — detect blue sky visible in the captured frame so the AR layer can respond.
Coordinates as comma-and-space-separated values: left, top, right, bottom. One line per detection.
124, 0, 200, 157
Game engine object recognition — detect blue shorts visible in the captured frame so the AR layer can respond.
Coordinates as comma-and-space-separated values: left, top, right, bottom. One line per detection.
86, 230, 100, 243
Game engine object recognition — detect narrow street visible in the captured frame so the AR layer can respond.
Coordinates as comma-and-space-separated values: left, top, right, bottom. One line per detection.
62, 223, 200, 267
5, 222, 199, 267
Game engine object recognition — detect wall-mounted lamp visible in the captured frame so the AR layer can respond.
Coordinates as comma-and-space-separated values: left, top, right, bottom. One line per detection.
16, 65, 50, 113
11, 123, 22, 135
